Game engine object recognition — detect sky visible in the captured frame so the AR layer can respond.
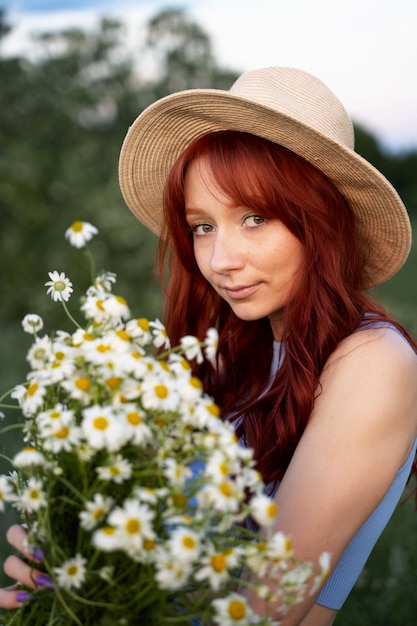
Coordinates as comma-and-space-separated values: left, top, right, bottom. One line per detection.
1, 0, 417, 152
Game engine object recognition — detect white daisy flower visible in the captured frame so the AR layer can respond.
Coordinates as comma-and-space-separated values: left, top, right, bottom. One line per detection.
18, 478, 46, 512
61, 374, 92, 404
266, 531, 293, 565
102, 295, 130, 321
36, 404, 74, 430
92, 526, 120, 552
149, 319, 170, 350
93, 271, 117, 293
140, 376, 180, 412
11, 381, 47, 416
81, 405, 127, 451
12, 447, 45, 467
96, 455, 132, 484
108, 499, 155, 551
79, 493, 114, 530
195, 546, 242, 591
80, 294, 109, 323
125, 318, 152, 345
163, 459, 193, 487
212, 593, 254, 626
177, 375, 204, 405
166, 527, 201, 564
118, 405, 152, 446
167, 354, 192, 378
0, 475, 17, 511
42, 419, 81, 454
154, 551, 193, 591
65, 220, 98, 248
21, 314, 44, 335
310, 552, 332, 594
204, 327, 218, 362
54, 553, 87, 589
179, 335, 204, 364
204, 450, 238, 484
249, 493, 278, 527
197, 479, 242, 514
71, 328, 97, 348
45, 271, 73, 302
26, 335, 53, 369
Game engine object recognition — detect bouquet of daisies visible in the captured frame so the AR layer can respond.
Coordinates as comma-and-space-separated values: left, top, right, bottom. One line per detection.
0, 222, 329, 626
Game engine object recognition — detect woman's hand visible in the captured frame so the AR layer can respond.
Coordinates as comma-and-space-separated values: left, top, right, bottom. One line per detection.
0, 524, 50, 609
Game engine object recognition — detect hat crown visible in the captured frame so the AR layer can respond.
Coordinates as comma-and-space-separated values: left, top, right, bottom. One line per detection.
230, 67, 355, 150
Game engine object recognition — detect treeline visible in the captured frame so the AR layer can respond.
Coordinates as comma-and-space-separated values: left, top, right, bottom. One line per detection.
0, 7, 416, 382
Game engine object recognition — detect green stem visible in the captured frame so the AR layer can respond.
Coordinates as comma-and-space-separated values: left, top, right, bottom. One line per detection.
60, 299, 82, 329
84, 245, 96, 285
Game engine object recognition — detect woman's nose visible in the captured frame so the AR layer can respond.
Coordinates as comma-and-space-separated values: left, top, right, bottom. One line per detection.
210, 230, 245, 274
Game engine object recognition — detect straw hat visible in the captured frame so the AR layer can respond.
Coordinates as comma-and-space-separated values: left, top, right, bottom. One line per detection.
119, 66, 411, 288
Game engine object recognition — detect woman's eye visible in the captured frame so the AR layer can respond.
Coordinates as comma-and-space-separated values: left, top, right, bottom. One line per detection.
192, 222, 214, 236
243, 214, 265, 227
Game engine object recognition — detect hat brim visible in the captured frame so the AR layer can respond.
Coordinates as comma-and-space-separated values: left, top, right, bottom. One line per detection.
119, 89, 411, 289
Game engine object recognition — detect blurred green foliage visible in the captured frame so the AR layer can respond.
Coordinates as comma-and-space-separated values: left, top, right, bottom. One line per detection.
0, 6, 416, 624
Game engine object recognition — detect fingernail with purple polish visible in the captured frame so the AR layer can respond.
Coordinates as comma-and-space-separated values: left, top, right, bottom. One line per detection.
16, 590, 32, 603
31, 547, 46, 563
36, 574, 54, 587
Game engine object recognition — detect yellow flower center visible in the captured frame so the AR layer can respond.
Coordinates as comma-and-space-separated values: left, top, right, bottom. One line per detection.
219, 461, 229, 476
155, 384, 168, 399
211, 554, 227, 572
76, 377, 90, 391
97, 344, 111, 353
49, 410, 61, 419
228, 600, 246, 620
220, 481, 233, 497
93, 508, 105, 520
116, 329, 130, 341
190, 376, 203, 389
27, 383, 39, 397
106, 376, 120, 390
54, 280, 66, 292
125, 519, 141, 534
93, 417, 109, 430
267, 502, 278, 518
67, 565, 78, 576
116, 295, 127, 305
54, 427, 69, 439
144, 539, 156, 551
127, 411, 142, 426
137, 318, 150, 331
71, 221, 84, 232
207, 403, 220, 417
182, 536, 196, 550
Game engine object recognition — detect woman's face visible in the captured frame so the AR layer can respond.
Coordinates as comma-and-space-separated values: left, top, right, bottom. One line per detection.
184, 157, 305, 340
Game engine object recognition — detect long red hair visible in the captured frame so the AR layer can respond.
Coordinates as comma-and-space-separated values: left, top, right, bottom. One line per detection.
158, 131, 415, 487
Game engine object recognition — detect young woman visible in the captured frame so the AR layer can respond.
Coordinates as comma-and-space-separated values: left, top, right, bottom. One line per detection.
2, 67, 417, 625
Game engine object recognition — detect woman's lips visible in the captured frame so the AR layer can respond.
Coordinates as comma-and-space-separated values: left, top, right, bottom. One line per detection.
223, 283, 261, 300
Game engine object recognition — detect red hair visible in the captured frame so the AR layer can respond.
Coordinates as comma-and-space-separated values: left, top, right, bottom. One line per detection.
158, 131, 415, 486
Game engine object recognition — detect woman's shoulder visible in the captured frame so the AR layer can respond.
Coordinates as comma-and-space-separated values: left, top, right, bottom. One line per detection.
316, 323, 417, 463
326, 322, 417, 373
